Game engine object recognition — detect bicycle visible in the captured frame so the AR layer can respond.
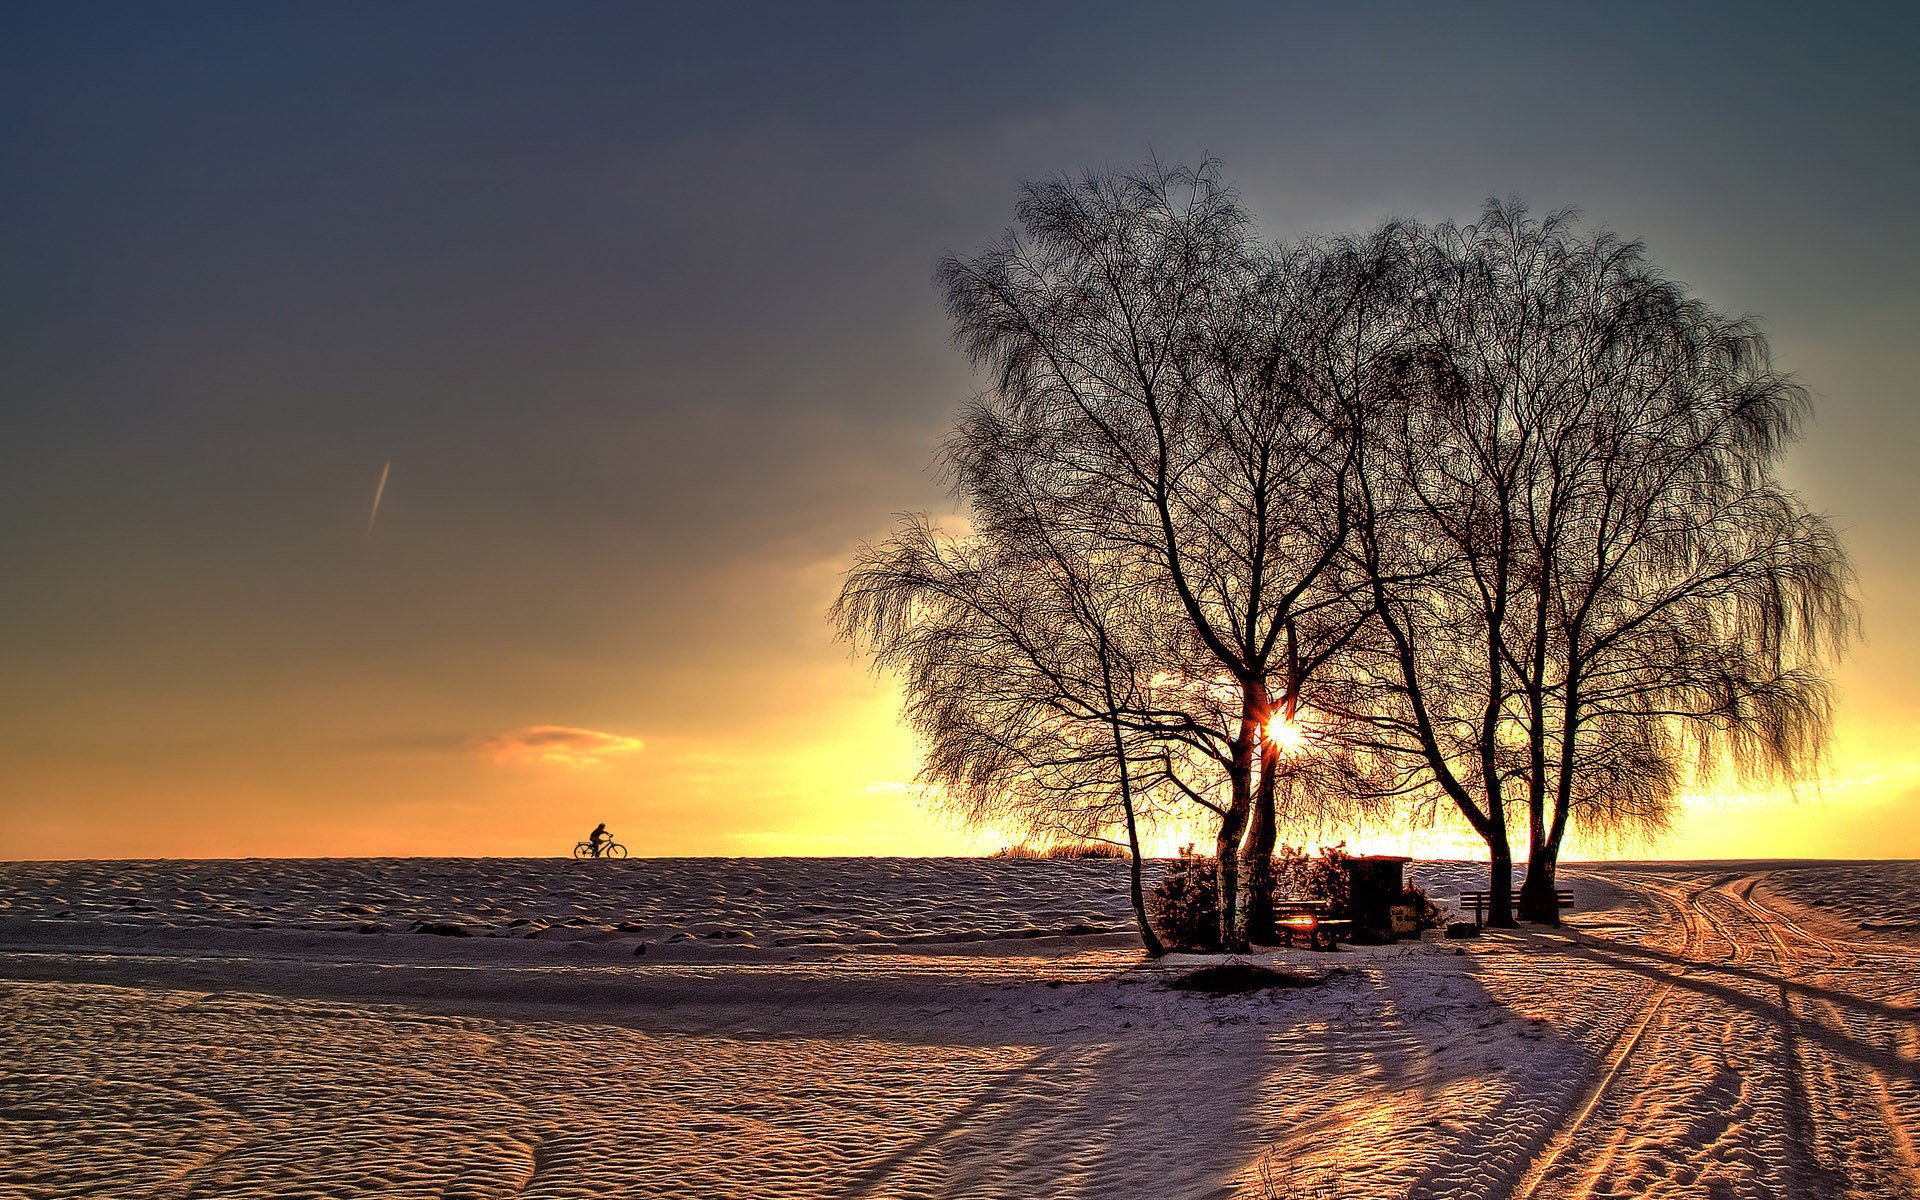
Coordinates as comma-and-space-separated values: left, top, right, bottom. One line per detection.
572, 840, 628, 859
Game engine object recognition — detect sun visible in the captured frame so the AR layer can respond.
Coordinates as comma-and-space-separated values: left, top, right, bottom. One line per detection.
1265, 716, 1309, 754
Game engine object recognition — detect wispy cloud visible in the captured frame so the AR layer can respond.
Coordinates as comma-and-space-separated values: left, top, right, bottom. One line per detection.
477, 725, 644, 768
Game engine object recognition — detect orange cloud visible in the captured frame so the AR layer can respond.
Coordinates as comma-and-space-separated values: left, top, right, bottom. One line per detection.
477, 725, 644, 768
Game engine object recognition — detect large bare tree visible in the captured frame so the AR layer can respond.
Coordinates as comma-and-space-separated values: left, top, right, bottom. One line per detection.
834, 501, 1188, 954
932, 162, 1385, 947
1342, 202, 1855, 922
842, 165, 1851, 945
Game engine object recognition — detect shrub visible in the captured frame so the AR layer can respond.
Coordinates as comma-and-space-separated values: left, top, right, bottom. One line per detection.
987, 845, 1044, 859
1146, 853, 1222, 949
1275, 842, 1354, 912
1402, 881, 1445, 931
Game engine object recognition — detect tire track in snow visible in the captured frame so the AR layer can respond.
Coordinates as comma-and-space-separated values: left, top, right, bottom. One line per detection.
1694, 878, 1830, 1197
1512, 870, 1920, 1200
1724, 877, 1920, 1198
1507, 871, 1704, 1200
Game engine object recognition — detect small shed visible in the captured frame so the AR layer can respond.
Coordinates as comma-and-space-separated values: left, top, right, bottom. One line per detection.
1345, 854, 1412, 943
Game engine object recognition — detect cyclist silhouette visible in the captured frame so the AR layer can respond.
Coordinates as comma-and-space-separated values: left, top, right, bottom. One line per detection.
573, 823, 626, 859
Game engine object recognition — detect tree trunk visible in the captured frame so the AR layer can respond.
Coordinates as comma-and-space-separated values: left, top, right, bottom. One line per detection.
1214, 787, 1250, 951
1126, 831, 1164, 956
1518, 770, 1559, 923
1214, 691, 1261, 951
1486, 843, 1518, 928
1113, 720, 1165, 957
1518, 849, 1558, 925
1525, 679, 1580, 927
1242, 627, 1296, 946
1522, 770, 1574, 927
1240, 740, 1280, 943
1520, 714, 1555, 924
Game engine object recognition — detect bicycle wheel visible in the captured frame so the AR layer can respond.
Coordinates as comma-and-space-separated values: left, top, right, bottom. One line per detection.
572, 842, 594, 859
604, 842, 628, 859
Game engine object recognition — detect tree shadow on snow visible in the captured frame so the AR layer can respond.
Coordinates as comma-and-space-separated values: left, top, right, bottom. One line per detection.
823, 945, 1599, 1200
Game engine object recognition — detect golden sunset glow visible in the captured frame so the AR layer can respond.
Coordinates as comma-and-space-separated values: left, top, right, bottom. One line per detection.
2, 7, 1915, 866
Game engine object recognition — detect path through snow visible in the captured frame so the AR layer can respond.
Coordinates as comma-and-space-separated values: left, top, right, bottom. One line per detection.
0, 863, 1914, 1198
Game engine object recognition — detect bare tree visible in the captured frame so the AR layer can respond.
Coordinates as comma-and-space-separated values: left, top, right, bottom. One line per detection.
935, 162, 1381, 947
1227, 228, 1407, 939
843, 167, 1849, 945
1343, 201, 1854, 922
833, 504, 1185, 955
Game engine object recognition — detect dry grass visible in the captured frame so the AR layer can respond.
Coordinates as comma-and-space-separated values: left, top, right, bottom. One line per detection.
988, 843, 1130, 860
1251, 1148, 1367, 1198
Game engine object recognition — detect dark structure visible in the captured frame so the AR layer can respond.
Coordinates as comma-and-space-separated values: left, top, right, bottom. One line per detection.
1345, 855, 1411, 943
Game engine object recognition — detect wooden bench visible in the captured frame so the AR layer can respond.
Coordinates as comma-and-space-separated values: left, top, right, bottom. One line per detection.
1461, 889, 1575, 928
1270, 899, 1349, 950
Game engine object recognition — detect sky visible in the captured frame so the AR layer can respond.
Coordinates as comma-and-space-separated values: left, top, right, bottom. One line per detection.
2, 2, 1917, 860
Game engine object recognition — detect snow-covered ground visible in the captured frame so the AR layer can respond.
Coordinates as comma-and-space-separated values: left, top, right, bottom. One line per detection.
0, 859, 1914, 1198
0, 856, 1497, 948
1759, 861, 1920, 942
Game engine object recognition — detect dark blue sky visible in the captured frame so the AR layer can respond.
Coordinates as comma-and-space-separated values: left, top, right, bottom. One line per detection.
4, 2, 1918, 856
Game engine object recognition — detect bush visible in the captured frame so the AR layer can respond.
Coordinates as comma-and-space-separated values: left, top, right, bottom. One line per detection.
1275, 842, 1354, 911
987, 845, 1044, 859
1402, 882, 1445, 931
1146, 853, 1222, 949
1277, 844, 1444, 934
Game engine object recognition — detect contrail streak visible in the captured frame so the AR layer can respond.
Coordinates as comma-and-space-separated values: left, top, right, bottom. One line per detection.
367, 460, 391, 537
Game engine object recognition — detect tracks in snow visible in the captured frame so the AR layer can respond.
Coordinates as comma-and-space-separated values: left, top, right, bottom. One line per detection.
1507, 869, 1920, 1200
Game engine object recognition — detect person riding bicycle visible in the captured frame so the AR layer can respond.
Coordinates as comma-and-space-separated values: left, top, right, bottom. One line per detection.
587, 822, 611, 855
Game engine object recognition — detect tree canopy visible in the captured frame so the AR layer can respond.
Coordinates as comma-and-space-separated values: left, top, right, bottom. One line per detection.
837, 164, 1854, 947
